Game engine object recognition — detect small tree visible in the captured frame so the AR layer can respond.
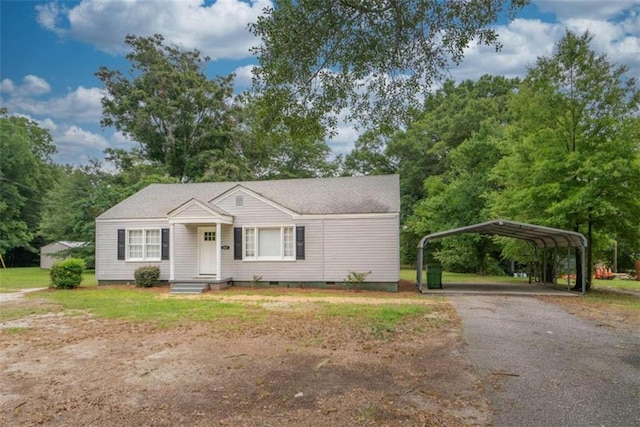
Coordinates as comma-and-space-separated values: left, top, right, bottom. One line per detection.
344, 270, 372, 292
50, 258, 85, 289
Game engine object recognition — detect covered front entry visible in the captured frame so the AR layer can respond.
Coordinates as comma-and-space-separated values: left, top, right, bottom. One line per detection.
167, 198, 234, 281
198, 227, 217, 276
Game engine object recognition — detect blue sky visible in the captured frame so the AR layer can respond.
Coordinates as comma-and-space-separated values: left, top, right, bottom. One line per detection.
1, 0, 639, 166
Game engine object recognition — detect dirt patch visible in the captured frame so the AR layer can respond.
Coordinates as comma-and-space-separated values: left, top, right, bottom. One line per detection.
538, 292, 640, 333
0, 293, 489, 426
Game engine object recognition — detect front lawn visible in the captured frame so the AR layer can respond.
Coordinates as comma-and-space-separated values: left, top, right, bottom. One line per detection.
0, 267, 96, 291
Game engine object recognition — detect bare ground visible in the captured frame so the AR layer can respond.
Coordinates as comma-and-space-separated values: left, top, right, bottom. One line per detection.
0, 285, 490, 427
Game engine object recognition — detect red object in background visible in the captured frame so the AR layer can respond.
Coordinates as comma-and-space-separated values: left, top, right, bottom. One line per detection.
594, 266, 614, 280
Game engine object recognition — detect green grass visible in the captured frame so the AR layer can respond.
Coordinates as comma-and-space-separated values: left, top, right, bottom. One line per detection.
401, 268, 529, 284
319, 303, 436, 337
581, 289, 640, 309
33, 288, 258, 326
16, 284, 442, 334
402, 268, 640, 291
0, 267, 96, 291
592, 278, 640, 292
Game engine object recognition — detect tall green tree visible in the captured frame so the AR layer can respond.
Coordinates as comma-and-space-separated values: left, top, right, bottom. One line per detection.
250, 0, 528, 135
239, 93, 339, 180
40, 160, 176, 265
376, 75, 519, 263
0, 108, 55, 256
409, 123, 505, 273
490, 31, 640, 290
96, 34, 245, 182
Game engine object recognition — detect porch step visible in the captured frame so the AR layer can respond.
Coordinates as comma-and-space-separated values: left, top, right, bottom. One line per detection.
170, 282, 209, 294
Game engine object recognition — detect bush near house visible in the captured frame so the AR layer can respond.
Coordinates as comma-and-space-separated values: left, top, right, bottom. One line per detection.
134, 265, 160, 288
50, 258, 86, 289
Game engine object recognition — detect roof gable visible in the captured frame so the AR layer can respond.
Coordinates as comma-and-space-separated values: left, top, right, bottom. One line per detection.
167, 199, 233, 224
209, 185, 298, 217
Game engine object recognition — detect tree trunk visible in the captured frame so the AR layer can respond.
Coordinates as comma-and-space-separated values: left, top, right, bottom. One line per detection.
586, 216, 592, 291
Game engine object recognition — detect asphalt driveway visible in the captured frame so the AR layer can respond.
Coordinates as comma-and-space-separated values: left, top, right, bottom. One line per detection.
451, 295, 640, 427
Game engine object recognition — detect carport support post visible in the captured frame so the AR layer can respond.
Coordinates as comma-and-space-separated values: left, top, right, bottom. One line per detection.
567, 247, 571, 290
581, 247, 586, 295
416, 245, 424, 293
542, 248, 547, 284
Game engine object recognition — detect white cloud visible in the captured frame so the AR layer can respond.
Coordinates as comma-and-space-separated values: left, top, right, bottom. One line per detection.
4, 83, 104, 123
110, 131, 137, 148
0, 79, 16, 94
448, 14, 640, 83
533, 0, 639, 20
53, 124, 110, 165
232, 64, 256, 88
0, 75, 51, 96
448, 19, 560, 81
35, 2, 67, 36
36, 0, 271, 60
21, 114, 110, 165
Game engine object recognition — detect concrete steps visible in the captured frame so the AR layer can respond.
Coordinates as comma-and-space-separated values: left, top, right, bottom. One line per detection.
169, 278, 232, 294
170, 282, 209, 294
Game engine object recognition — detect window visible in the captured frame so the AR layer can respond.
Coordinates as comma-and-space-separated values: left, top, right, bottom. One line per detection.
244, 226, 295, 260
127, 229, 161, 261
203, 231, 216, 241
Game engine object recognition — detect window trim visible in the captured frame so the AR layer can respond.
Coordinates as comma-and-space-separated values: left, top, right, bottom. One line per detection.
126, 228, 162, 262
243, 225, 296, 261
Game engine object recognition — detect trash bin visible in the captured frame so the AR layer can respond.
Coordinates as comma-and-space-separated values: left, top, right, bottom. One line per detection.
426, 264, 443, 289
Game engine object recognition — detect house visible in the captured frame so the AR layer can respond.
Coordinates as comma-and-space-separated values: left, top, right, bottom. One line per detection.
95, 175, 400, 292
40, 241, 87, 269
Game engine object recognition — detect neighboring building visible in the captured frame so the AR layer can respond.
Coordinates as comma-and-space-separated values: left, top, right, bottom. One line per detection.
95, 175, 400, 292
40, 241, 87, 269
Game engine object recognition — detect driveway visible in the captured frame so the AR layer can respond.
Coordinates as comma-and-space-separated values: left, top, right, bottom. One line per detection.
451, 295, 640, 426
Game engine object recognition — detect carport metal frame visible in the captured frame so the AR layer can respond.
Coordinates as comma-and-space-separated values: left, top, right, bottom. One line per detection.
416, 219, 588, 294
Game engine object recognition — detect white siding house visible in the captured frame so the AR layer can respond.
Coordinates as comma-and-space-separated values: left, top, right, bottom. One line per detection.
95, 175, 400, 291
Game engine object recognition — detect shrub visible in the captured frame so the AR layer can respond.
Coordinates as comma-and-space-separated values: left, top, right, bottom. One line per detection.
134, 265, 160, 288
344, 270, 372, 292
50, 258, 85, 289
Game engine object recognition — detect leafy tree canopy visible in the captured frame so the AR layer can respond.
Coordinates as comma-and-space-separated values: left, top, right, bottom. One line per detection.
489, 30, 640, 288
0, 108, 55, 254
96, 34, 244, 182
250, 0, 528, 135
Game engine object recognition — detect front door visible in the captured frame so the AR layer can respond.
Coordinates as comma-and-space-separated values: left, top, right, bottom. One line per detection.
198, 227, 217, 276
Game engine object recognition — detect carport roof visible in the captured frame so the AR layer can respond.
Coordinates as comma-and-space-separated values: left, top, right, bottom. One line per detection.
418, 219, 587, 249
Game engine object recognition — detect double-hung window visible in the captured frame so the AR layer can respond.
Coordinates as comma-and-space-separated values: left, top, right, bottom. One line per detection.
127, 229, 161, 261
244, 226, 295, 260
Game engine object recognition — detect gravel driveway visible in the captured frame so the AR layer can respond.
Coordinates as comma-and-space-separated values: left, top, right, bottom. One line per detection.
451, 295, 640, 427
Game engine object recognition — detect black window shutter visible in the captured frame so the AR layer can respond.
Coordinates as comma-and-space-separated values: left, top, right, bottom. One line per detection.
117, 229, 125, 260
234, 227, 243, 260
161, 228, 170, 260
296, 226, 305, 260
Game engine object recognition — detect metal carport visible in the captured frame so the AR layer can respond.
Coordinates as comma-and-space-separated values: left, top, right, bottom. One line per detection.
416, 219, 588, 294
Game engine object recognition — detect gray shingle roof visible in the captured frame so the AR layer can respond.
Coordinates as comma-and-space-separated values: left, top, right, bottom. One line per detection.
97, 175, 400, 220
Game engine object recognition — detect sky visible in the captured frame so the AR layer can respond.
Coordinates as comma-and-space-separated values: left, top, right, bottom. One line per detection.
1, 0, 639, 166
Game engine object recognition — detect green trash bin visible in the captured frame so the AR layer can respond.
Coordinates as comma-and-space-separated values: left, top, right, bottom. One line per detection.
426, 264, 443, 289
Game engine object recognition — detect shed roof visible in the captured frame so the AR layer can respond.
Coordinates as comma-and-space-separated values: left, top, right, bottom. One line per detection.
97, 175, 400, 220
418, 219, 587, 249
42, 241, 87, 249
